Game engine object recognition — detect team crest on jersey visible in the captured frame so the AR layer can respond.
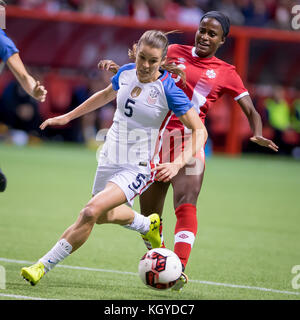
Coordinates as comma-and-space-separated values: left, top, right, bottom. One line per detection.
147, 86, 160, 104
206, 69, 216, 79
131, 86, 142, 98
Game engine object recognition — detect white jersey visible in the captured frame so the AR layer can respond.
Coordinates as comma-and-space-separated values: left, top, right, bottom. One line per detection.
99, 63, 193, 169
94, 63, 193, 204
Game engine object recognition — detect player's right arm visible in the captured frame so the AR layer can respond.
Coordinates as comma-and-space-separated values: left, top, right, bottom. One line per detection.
40, 84, 116, 130
224, 66, 278, 152
0, 30, 47, 102
6, 53, 47, 102
238, 95, 278, 152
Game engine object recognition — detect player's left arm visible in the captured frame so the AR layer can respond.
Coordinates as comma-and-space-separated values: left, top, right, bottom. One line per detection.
154, 107, 208, 182
6, 53, 47, 102
238, 95, 278, 152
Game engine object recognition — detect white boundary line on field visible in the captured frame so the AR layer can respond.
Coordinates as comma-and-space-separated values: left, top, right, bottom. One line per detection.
0, 257, 137, 275
0, 293, 54, 300
190, 280, 300, 296
1, 257, 300, 297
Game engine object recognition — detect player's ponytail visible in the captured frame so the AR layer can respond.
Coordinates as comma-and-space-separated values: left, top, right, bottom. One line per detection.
128, 43, 138, 61
128, 30, 186, 85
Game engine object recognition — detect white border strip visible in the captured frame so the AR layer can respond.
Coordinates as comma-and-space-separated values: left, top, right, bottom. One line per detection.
1, 257, 299, 297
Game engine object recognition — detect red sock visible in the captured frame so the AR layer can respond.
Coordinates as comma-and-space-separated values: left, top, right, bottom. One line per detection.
174, 203, 197, 269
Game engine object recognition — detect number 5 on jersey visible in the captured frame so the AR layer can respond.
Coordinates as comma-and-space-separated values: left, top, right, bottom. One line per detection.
125, 98, 135, 117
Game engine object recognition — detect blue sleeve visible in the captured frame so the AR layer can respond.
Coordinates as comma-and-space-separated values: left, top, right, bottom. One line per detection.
111, 63, 136, 91
0, 30, 19, 62
162, 73, 193, 117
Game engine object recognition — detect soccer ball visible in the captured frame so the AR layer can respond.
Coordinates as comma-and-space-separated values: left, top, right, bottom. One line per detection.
138, 248, 182, 290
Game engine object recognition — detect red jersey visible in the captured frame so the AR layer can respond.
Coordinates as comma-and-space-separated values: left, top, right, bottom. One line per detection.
166, 44, 249, 130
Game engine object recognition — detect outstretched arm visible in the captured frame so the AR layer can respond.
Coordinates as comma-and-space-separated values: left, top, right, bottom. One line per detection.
238, 95, 278, 152
40, 84, 116, 130
6, 53, 47, 102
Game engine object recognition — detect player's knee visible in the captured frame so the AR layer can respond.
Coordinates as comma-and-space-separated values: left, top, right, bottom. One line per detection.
79, 206, 99, 224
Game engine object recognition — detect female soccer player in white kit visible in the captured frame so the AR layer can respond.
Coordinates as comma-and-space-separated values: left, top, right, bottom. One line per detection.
21, 30, 207, 286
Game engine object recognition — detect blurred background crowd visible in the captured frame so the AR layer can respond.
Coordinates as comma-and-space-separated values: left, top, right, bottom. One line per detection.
7, 0, 299, 29
0, 1, 299, 157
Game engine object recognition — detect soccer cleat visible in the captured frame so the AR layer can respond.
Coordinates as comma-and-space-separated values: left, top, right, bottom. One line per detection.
144, 213, 162, 249
141, 234, 153, 250
141, 217, 165, 250
21, 262, 45, 286
171, 272, 188, 291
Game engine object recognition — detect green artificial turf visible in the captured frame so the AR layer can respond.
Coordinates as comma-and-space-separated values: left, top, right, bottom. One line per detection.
0, 142, 299, 300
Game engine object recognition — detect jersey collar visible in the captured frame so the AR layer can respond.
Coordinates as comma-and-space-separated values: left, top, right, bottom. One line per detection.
192, 47, 198, 57
191, 47, 216, 60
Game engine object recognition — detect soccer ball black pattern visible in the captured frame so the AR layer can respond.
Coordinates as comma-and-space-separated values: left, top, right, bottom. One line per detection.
138, 248, 182, 290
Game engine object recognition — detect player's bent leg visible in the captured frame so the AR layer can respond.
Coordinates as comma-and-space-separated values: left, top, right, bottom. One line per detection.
62, 183, 128, 252
21, 183, 128, 285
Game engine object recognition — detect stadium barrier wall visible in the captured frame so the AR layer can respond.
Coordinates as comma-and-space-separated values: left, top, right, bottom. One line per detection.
4, 6, 300, 154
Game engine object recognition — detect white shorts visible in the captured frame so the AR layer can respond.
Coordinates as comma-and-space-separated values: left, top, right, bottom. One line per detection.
92, 162, 155, 206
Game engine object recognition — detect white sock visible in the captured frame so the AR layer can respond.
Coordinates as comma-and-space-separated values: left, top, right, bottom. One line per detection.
39, 239, 72, 274
123, 211, 150, 235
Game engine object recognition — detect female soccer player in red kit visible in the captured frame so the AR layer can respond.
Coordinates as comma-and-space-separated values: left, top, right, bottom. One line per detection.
100, 11, 278, 291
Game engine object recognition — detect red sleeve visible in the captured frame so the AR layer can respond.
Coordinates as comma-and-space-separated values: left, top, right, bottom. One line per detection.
222, 66, 249, 101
